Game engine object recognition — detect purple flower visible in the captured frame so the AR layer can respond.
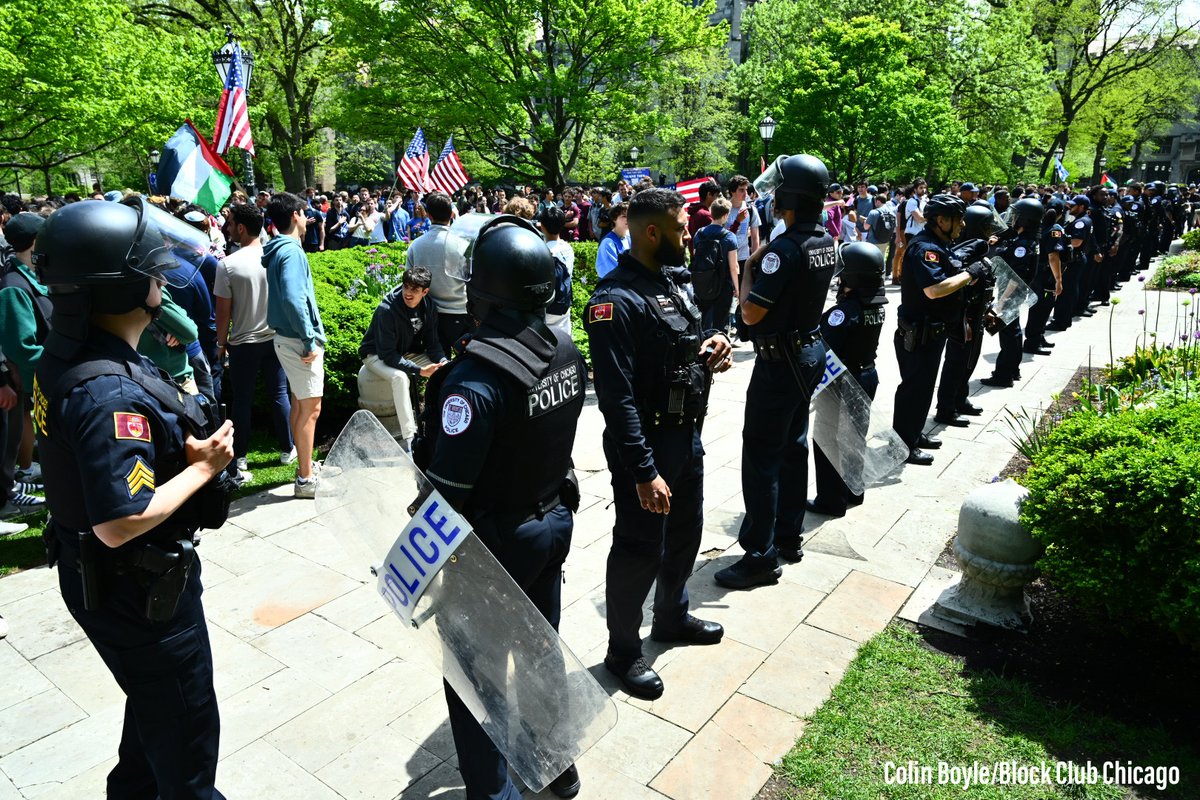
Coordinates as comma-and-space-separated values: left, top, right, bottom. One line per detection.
1167, 279, 1176, 286
1195, 331, 1200, 340
1191, 288, 1198, 295
1182, 334, 1189, 342
1139, 275, 1147, 282
366, 247, 378, 254
1138, 309, 1145, 315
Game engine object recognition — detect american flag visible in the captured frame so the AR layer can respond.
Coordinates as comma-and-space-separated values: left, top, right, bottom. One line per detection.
397, 128, 433, 193
674, 177, 708, 204
430, 136, 471, 194
213, 48, 254, 156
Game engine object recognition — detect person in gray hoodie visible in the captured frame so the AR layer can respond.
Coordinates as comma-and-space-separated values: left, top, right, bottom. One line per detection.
263, 192, 326, 498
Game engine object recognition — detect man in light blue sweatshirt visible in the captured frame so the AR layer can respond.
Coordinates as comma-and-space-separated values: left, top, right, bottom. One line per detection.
264, 192, 326, 498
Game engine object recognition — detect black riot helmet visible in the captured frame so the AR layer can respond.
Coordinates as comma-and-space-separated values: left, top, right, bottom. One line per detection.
1150, 180, 1167, 194
962, 205, 1002, 240
773, 154, 830, 213
32, 198, 176, 292
466, 214, 556, 313
837, 243, 887, 306
1010, 197, 1045, 231
924, 193, 967, 222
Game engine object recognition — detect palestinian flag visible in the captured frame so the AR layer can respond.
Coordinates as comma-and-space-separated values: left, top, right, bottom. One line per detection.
156, 120, 234, 214
1101, 172, 1117, 190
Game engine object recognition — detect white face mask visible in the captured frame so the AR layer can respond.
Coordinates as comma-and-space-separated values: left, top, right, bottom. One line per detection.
770, 219, 786, 242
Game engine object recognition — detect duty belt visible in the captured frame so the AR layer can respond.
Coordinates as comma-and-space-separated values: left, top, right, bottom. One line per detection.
752, 329, 821, 362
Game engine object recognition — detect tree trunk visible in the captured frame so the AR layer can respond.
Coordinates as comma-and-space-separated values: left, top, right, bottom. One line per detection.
1040, 129, 1070, 181
42, 168, 52, 197
1092, 132, 1109, 185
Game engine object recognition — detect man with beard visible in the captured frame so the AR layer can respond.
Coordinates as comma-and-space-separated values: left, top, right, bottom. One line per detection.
585, 188, 733, 700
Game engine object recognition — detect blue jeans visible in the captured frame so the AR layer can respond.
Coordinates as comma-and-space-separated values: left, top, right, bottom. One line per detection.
225, 339, 293, 458
738, 340, 826, 567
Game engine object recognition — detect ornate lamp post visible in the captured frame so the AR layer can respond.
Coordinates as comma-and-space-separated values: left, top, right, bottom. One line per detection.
758, 114, 777, 166
148, 149, 160, 193
629, 146, 639, 166
212, 26, 256, 196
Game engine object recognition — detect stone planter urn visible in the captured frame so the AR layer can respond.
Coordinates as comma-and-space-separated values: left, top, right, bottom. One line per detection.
932, 479, 1042, 631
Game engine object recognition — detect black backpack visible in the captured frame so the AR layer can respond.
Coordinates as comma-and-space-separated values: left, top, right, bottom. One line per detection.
546, 249, 572, 316
875, 208, 896, 240
689, 228, 726, 308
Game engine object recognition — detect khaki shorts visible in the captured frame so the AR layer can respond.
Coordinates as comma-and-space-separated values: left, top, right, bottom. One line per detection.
274, 336, 325, 400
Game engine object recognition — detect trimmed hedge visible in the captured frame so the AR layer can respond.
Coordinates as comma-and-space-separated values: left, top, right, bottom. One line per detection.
1020, 400, 1200, 644
309, 239, 602, 411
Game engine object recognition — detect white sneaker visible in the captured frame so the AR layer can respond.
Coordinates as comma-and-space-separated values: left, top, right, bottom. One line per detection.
14, 480, 42, 494
0, 520, 28, 536
294, 472, 320, 499
280, 447, 298, 465
8, 491, 45, 508
14, 463, 41, 483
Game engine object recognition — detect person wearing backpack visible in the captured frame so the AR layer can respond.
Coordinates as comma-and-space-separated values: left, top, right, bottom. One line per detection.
539, 205, 576, 335
863, 193, 894, 261
690, 197, 740, 333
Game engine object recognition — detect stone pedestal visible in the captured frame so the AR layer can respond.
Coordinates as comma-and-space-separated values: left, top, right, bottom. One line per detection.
1169, 239, 1185, 256
930, 479, 1042, 632
356, 364, 403, 438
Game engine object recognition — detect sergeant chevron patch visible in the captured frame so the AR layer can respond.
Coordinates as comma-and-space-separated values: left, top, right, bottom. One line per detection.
125, 456, 155, 498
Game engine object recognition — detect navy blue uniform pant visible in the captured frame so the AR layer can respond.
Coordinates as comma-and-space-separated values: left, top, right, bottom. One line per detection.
444, 505, 573, 800
992, 315, 1024, 380
738, 341, 825, 568
604, 426, 704, 662
813, 368, 878, 512
937, 319, 983, 416
892, 328, 948, 449
1025, 277, 1056, 348
1052, 261, 1083, 327
57, 557, 224, 800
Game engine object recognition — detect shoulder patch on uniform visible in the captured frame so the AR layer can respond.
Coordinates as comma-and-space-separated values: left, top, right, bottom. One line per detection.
1074, 220, 1086, 229
827, 309, 845, 327
588, 302, 614, 323
1052, 230, 1063, 237
442, 394, 473, 436
761, 252, 782, 275
125, 456, 155, 498
32, 377, 48, 437
924, 250, 939, 262
1014, 246, 1027, 258
114, 412, 151, 442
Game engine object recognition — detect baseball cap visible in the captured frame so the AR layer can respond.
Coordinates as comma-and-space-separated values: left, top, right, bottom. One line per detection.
959, 182, 977, 192
1071, 194, 1090, 206
4, 212, 45, 251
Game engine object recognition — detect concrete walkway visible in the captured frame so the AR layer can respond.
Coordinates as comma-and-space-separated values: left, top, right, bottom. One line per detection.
0, 266, 1168, 799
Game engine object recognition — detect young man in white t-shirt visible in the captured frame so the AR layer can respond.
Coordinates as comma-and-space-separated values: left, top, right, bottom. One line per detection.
213, 203, 295, 481
538, 205, 576, 335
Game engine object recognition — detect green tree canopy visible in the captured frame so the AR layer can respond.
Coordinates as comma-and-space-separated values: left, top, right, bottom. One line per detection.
738, 16, 964, 184
0, 0, 213, 194
332, 0, 725, 188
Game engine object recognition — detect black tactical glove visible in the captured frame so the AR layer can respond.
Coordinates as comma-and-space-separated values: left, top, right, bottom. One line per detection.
965, 258, 993, 281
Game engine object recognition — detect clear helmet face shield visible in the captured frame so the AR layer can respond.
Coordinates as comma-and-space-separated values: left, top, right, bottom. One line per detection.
753, 154, 791, 197
314, 411, 618, 793
128, 199, 211, 289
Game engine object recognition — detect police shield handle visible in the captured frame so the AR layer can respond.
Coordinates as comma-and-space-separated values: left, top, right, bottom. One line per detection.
314, 411, 618, 793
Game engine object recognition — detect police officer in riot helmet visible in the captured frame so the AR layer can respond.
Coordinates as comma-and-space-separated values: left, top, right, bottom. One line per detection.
933, 203, 1002, 426
808, 242, 888, 517
31, 198, 235, 799
415, 214, 588, 799
585, 188, 732, 701
714, 154, 838, 589
980, 197, 1043, 388
892, 193, 988, 466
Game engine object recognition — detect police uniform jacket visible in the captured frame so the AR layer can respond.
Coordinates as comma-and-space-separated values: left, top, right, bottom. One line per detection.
898, 229, 962, 327
424, 324, 585, 520
993, 231, 1039, 283
584, 252, 717, 484
35, 328, 205, 550
820, 291, 885, 374
1039, 223, 1067, 282
745, 222, 837, 337
1068, 214, 1094, 260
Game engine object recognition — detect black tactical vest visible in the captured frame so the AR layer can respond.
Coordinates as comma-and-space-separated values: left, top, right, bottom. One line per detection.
994, 234, 1039, 282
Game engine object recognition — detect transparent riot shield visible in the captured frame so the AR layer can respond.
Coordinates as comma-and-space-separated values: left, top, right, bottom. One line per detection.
810, 349, 909, 495
314, 411, 618, 793
989, 256, 1038, 326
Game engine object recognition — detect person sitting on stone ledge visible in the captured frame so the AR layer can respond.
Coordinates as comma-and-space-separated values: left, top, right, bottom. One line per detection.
358, 265, 447, 451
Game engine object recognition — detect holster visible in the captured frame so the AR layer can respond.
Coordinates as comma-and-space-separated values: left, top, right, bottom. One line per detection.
898, 318, 920, 352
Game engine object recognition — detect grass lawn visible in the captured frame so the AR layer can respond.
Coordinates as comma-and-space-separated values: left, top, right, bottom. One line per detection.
776, 623, 1198, 799
0, 430, 307, 578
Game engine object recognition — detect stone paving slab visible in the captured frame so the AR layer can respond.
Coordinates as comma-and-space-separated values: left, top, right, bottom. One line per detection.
0, 271, 1165, 797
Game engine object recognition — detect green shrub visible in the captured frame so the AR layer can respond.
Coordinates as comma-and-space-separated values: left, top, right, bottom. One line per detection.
1182, 228, 1200, 252
1151, 252, 1200, 289
1020, 400, 1200, 644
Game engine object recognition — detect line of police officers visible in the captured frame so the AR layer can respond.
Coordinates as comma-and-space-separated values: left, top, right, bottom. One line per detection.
25, 163, 1174, 800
